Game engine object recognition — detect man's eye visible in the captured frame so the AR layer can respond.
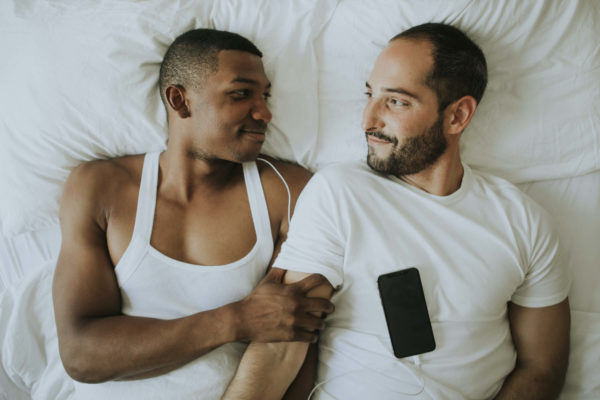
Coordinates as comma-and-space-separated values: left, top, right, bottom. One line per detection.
390, 98, 408, 107
263, 92, 271, 101
364, 91, 373, 98
231, 89, 250, 98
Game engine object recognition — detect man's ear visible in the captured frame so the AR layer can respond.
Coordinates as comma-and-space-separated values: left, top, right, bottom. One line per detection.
445, 95, 478, 135
165, 85, 191, 118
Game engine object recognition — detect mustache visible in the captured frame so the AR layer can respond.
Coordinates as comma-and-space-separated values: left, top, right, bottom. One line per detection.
365, 131, 398, 146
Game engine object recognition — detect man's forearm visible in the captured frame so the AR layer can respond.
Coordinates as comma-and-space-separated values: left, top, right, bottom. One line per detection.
222, 341, 310, 400
222, 270, 333, 399
60, 303, 240, 383
282, 343, 319, 400
494, 362, 567, 400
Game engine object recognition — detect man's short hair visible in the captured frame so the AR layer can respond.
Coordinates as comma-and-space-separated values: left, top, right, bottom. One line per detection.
391, 23, 487, 111
159, 28, 263, 104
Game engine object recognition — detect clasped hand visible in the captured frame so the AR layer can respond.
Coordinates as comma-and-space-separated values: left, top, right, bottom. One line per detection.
236, 268, 334, 343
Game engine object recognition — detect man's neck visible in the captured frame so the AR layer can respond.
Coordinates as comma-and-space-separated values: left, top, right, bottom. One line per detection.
158, 146, 244, 203
397, 151, 464, 196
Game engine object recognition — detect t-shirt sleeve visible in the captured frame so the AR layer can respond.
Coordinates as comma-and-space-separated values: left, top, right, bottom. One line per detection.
273, 171, 345, 288
511, 204, 570, 307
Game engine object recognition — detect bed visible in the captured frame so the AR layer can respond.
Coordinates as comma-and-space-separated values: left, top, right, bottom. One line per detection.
0, 0, 598, 398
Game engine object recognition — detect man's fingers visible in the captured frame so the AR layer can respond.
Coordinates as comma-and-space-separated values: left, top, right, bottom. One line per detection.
294, 314, 327, 332
300, 297, 335, 314
291, 273, 329, 293
291, 330, 319, 343
262, 267, 285, 284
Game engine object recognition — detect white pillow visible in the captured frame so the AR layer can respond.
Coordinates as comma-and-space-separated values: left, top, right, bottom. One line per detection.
210, 0, 337, 167
0, 0, 338, 236
312, 0, 600, 182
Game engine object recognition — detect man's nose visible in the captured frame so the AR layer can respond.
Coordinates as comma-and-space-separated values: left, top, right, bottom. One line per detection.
361, 99, 384, 132
251, 98, 272, 123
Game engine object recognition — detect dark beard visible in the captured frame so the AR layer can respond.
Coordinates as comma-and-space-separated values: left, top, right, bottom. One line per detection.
366, 116, 447, 177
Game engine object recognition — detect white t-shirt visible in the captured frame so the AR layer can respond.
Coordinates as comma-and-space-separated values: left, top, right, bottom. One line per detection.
274, 161, 569, 400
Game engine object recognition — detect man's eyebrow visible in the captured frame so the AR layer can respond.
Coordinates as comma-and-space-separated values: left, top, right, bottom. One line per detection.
232, 77, 272, 89
365, 81, 420, 101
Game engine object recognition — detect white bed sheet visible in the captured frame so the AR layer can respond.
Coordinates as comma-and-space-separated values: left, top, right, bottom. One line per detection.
0, 225, 60, 294
0, 263, 71, 400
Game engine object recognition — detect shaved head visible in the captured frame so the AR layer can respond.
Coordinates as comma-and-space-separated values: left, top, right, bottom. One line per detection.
159, 29, 262, 105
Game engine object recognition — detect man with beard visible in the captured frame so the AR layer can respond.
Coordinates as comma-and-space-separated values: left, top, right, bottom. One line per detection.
52, 29, 333, 399
222, 23, 570, 400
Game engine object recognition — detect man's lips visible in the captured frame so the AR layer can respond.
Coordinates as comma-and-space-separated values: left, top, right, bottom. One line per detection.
240, 129, 266, 140
366, 133, 395, 146
367, 135, 392, 144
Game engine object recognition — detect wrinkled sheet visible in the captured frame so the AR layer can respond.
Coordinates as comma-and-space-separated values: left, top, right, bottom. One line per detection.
0, 263, 72, 400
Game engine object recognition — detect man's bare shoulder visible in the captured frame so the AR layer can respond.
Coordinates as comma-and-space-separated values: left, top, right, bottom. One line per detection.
67, 154, 144, 191
255, 156, 312, 228
60, 155, 145, 224
256, 155, 312, 191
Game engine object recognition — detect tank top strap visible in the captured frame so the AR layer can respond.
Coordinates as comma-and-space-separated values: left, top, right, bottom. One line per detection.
132, 151, 161, 243
242, 161, 274, 260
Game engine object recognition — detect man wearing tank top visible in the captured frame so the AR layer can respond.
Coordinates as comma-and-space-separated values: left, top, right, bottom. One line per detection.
224, 24, 571, 399
52, 29, 333, 399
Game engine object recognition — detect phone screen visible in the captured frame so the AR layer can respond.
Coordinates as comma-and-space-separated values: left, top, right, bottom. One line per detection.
377, 267, 436, 358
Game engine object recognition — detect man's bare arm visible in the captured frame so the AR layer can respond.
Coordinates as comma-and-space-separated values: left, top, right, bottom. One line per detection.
282, 343, 319, 400
250, 159, 326, 400
494, 299, 570, 399
53, 164, 332, 383
222, 270, 333, 400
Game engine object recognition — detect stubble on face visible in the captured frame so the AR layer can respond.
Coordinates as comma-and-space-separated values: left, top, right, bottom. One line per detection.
186, 131, 262, 164
366, 115, 447, 177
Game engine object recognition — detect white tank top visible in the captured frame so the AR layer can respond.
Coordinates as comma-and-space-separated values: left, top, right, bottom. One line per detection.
73, 151, 274, 399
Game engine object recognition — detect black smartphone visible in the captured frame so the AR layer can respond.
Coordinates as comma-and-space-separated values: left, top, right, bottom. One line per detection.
377, 267, 436, 358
